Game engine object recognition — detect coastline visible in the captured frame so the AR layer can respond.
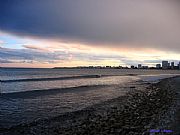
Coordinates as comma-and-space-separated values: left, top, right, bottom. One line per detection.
1, 76, 180, 135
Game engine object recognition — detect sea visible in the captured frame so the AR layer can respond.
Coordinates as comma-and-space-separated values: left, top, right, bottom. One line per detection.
0, 68, 180, 128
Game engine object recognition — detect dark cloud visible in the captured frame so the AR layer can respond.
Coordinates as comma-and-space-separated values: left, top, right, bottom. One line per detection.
0, 0, 180, 52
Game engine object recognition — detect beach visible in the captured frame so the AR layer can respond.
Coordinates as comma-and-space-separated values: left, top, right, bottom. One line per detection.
1, 0, 180, 134
1, 75, 179, 135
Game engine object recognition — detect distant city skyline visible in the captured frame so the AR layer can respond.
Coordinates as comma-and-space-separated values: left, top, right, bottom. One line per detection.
53, 60, 180, 70
0, 0, 180, 67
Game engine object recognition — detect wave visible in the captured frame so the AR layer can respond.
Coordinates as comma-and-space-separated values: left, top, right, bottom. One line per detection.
1, 75, 102, 83
1, 84, 110, 99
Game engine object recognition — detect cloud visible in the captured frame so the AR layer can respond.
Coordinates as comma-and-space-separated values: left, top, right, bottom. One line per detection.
0, 40, 4, 46
23, 45, 49, 51
72, 52, 125, 61
144, 59, 180, 65
143, 60, 162, 64
0, 46, 135, 66
0, 0, 180, 52
0, 47, 69, 64
0, 59, 14, 63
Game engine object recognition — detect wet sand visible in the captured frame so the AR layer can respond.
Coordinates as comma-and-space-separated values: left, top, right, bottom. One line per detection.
1, 76, 180, 135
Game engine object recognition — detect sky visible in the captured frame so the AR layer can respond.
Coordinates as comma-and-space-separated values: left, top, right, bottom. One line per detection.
0, 0, 180, 68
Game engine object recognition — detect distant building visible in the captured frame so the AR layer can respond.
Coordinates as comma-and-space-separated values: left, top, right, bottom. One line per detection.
138, 64, 142, 69
162, 61, 169, 69
168, 62, 170, 68
171, 62, 174, 69
142, 66, 148, 69
96, 66, 101, 69
89, 66, 94, 68
105, 66, 111, 68
156, 64, 161, 69
131, 65, 135, 69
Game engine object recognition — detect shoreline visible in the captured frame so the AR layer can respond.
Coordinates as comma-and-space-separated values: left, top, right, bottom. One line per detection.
1, 76, 180, 135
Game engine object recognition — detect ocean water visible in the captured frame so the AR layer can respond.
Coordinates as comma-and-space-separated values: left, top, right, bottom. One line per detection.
0, 68, 180, 128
